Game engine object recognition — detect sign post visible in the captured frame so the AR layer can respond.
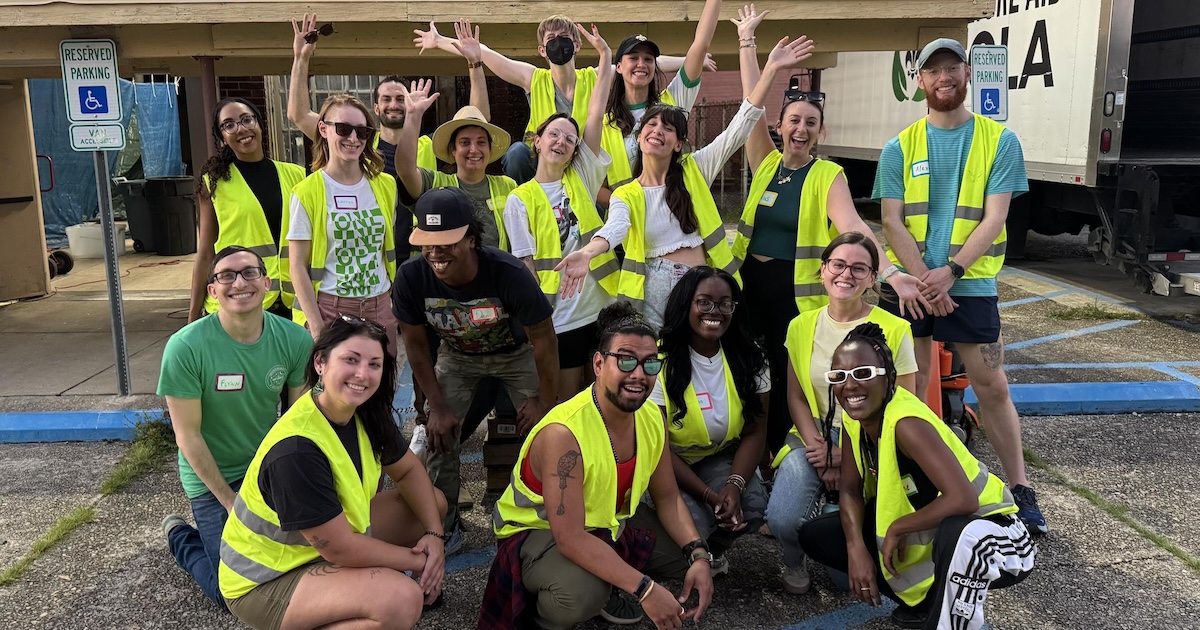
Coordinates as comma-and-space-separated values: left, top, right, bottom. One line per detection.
60, 39, 131, 396
970, 44, 1008, 122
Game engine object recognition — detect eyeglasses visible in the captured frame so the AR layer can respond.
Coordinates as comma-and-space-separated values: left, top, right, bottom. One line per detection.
920, 62, 965, 77
784, 89, 825, 105
420, 242, 462, 254
211, 266, 265, 284
218, 114, 258, 134
824, 259, 874, 280
323, 120, 376, 141
543, 128, 579, 147
824, 365, 886, 385
600, 351, 664, 376
335, 313, 386, 335
303, 23, 336, 45
694, 298, 737, 315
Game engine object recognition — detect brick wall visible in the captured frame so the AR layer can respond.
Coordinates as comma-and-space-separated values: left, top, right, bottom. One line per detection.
695, 69, 811, 124
218, 76, 268, 116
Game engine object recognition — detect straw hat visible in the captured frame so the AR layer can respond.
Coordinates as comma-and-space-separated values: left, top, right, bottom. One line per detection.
431, 106, 511, 164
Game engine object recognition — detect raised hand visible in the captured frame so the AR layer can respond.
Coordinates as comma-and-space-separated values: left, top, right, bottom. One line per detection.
574, 22, 610, 59
291, 13, 319, 60
451, 19, 483, 65
765, 35, 816, 71
403, 78, 440, 116
413, 21, 443, 55
731, 4, 770, 39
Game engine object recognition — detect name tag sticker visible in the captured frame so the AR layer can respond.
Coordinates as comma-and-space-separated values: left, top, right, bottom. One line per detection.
696, 392, 714, 411
215, 374, 245, 392
334, 195, 358, 210
901, 474, 919, 497
469, 306, 498, 324
759, 191, 778, 207
911, 160, 930, 178
486, 199, 496, 211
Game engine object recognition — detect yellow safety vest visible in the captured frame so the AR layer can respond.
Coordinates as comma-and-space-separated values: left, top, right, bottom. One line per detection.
662, 349, 745, 465
219, 391, 381, 600
844, 387, 1016, 606
431, 172, 518, 252
203, 160, 306, 313
510, 169, 619, 302
375, 133, 436, 172
279, 172, 398, 326
772, 306, 912, 468
527, 67, 597, 137
730, 151, 843, 312
613, 155, 739, 314
601, 89, 678, 186
493, 386, 664, 540
891, 113, 1007, 279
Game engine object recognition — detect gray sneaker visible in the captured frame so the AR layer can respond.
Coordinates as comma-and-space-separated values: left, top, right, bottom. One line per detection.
444, 525, 464, 557
161, 514, 188, 540
783, 565, 811, 594
710, 553, 729, 576
598, 589, 644, 625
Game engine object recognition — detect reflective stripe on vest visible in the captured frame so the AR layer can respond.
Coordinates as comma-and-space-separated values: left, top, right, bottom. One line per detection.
375, 133, 436, 171
601, 89, 678, 186
527, 67, 597, 138
663, 350, 744, 464
771, 306, 913, 468
493, 387, 664, 540
614, 156, 740, 313
279, 172, 398, 326
431, 172, 518, 252
843, 387, 1016, 606
218, 392, 380, 600
204, 161, 306, 314
511, 168, 618, 301
730, 151, 843, 312
891, 114, 1007, 279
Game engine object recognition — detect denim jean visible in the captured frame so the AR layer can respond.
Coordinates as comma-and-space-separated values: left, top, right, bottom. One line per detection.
501, 142, 535, 184
767, 437, 837, 569
166, 479, 241, 609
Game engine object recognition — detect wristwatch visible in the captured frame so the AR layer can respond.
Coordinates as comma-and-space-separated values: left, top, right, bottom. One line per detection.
948, 260, 965, 279
687, 550, 715, 567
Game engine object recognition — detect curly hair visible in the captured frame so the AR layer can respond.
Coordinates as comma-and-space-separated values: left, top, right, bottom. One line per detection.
597, 301, 658, 353
196, 98, 270, 200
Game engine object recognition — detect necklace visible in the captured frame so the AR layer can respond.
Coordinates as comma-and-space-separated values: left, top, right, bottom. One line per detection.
591, 387, 621, 461
776, 155, 815, 185
861, 432, 879, 479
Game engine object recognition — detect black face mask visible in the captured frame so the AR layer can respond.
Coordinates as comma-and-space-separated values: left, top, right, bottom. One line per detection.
545, 36, 576, 66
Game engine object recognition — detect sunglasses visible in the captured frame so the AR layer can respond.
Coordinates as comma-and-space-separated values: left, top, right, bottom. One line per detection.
600, 351, 663, 376
323, 120, 376, 141
335, 313, 386, 336
824, 366, 886, 385
303, 23, 336, 45
784, 89, 826, 105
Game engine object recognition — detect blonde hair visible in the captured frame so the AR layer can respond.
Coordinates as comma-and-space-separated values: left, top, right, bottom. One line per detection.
310, 94, 383, 178
537, 15, 578, 46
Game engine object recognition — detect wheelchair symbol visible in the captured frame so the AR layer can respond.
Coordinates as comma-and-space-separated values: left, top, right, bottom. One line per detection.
77, 86, 109, 115
980, 88, 1000, 115
84, 92, 102, 110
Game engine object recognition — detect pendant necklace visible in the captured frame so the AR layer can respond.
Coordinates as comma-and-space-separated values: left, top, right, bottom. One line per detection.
776, 155, 815, 185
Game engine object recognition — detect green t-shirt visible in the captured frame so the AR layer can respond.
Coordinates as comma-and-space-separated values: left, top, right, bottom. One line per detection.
157, 312, 313, 499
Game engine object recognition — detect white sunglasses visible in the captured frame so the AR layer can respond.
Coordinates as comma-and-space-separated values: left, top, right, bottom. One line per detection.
824, 366, 886, 385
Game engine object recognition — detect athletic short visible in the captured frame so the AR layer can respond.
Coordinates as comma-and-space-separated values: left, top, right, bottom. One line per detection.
879, 285, 1001, 344
225, 560, 333, 630
557, 322, 599, 369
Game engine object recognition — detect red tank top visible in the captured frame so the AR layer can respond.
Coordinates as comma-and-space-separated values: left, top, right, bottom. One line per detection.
521, 453, 638, 512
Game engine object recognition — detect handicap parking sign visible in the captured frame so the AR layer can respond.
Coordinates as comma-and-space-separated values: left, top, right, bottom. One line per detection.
980, 88, 1000, 115
78, 86, 109, 115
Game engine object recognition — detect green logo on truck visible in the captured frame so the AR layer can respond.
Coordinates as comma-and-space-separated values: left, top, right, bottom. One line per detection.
892, 51, 926, 103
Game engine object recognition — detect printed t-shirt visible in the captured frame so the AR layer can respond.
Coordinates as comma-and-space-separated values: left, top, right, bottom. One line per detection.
286, 172, 391, 298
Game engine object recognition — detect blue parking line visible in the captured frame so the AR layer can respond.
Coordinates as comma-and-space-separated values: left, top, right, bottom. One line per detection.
445, 544, 496, 574
1005, 320, 1139, 351
998, 289, 1068, 309
776, 601, 895, 629
0, 409, 163, 443
1149, 365, 1200, 388
964, 380, 1200, 415
1005, 360, 1200, 370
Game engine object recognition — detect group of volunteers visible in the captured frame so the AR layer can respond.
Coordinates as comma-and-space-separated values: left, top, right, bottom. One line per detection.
158, 5, 1043, 629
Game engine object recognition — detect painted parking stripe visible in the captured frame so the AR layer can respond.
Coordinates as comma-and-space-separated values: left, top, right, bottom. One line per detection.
0, 409, 161, 443
998, 267, 1129, 307
998, 289, 1069, 309
964, 381, 1200, 415
1005, 320, 1139, 351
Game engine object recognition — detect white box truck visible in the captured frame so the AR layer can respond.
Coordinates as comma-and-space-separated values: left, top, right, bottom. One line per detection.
819, 0, 1200, 296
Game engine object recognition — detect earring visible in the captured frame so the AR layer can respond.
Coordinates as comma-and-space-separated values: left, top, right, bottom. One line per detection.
312, 372, 325, 395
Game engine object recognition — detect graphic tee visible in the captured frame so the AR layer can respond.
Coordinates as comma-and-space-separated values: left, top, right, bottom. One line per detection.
287, 172, 390, 298
650, 347, 769, 443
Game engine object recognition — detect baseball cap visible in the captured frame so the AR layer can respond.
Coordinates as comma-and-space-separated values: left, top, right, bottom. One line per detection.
411, 187, 474, 247
615, 34, 661, 60
916, 38, 968, 69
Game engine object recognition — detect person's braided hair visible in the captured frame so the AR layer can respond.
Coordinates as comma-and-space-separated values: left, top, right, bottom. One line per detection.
819, 322, 897, 470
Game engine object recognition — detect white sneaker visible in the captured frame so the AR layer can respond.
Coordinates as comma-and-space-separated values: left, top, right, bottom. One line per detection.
783, 565, 811, 594
409, 424, 428, 463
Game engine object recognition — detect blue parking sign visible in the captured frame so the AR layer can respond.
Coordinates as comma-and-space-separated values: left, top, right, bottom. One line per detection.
78, 86, 109, 115
979, 88, 1000, 115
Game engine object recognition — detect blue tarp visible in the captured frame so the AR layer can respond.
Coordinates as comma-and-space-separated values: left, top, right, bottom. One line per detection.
135, 81, 184, 178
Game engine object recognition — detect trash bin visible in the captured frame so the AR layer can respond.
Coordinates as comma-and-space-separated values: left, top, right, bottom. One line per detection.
113, 178, 156, 252
144, 176, 197, 256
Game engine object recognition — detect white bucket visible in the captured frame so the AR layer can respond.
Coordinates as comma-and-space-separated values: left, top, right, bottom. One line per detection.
66, 223, 127, 259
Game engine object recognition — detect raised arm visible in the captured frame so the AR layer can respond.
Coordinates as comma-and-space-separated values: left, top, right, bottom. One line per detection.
577, 23, 613, 154
398, 79, 439, 199
731, 4, 775, 170
454, 20, 491, 121
682, 0, 724, 82
748, 35, 814, 110
414, 21, 537, 91
288, 14, 321, 140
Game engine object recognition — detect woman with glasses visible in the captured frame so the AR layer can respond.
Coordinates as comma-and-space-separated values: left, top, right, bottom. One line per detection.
190, 97, 307, 323
559, 29, 816, 331
282, 94, 403, 356
220, 316, 449, 630
502, 24, 619, 403
649, 266, 769, 573
798, 322, 1034, 629
726, 6, 928, 454
765, 232, 918, 596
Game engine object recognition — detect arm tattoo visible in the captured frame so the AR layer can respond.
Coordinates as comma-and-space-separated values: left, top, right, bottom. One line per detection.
311, 535, 331, 550
981, 341, 1004, 372
307, 563, 341, 577
555, 450, 582, 516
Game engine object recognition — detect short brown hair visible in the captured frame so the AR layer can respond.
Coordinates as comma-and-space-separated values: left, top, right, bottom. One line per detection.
537, 15, 578, 45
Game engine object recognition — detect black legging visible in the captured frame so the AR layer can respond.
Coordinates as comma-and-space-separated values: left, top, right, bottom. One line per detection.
741, 256, 800, 452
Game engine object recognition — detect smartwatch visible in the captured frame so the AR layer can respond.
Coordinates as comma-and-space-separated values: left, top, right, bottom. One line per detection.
948, 260, 965, 279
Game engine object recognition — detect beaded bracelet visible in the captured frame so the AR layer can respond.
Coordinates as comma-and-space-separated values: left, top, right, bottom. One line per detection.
726, 474, 747, 493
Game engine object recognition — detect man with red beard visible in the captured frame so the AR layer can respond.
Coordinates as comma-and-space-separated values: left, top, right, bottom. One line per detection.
873, 38, 1048, 536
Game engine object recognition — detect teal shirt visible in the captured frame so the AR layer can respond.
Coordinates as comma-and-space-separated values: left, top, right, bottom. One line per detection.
748, 161, 815, 260
872, 118, 1027, 297
157, 312, 312, 499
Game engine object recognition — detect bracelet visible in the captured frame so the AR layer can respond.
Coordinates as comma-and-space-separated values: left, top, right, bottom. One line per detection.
702, 487, 714, 503
681, 539, 709, 560
638, 580, 657, 603
738, 36, 756, 43
467, 60, 483, 69
879, 264, 899, 282
423, 530, 449, 541
632, 574, 653, 600
740, 43, 757, 49
688, 550, 714, 567
725, 474, 747, 493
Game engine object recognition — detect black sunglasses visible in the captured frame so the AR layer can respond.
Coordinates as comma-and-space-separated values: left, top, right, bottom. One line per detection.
303, 23, 336, 45
324, 121, 376, 140
600, 351, 664, 376
783, 89, 826, 105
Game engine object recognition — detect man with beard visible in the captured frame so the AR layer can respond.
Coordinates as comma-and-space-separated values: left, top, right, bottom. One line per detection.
874, 38, 1048, 536
392, 187, 559, 548
479, 302, 715, 630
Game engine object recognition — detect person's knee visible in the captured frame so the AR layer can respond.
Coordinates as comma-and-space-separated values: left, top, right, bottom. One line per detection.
538, 583, 608, 627
433, 487, 449, 519
376, 576, 424, 630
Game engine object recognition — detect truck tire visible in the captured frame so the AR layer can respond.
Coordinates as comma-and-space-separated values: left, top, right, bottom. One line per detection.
1006, 193, 1031, 260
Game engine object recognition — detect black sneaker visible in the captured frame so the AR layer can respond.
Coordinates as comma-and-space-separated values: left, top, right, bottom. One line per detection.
890, 603, 926, 628
598, 589, 644, 625
1012, 485, 1049, 536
